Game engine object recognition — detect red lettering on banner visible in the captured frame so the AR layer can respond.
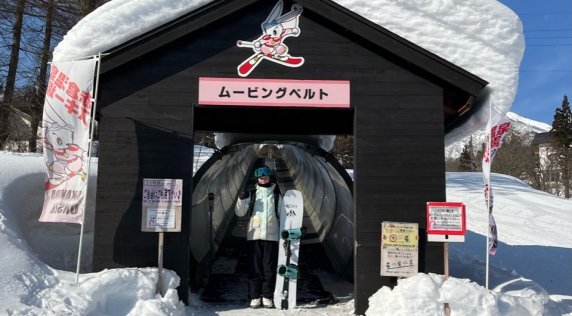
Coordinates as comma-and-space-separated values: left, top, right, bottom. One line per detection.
483, 121, 511, 164
45, 67, 93, 126
65, 98, 79, 115
483, 146, 490, 163
491, 122, 510, 147
54, 72, 69, 95
46, 66, 60, 98
78, 91, 92, 126
66, 82, 80, 100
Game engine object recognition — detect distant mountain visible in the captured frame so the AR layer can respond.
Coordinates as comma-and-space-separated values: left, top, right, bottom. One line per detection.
445, 112, 551, 159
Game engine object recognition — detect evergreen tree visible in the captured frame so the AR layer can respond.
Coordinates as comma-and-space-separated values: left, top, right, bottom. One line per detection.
550, 95, 572, 198
458, 137, 476, 172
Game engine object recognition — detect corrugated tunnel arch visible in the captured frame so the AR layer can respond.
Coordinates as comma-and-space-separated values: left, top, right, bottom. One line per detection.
190, 138, 354, 283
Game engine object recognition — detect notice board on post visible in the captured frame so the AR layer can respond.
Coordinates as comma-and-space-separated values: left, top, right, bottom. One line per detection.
426, 202, 466, 242
380, 222, 419, 277
141, 178, 183, 232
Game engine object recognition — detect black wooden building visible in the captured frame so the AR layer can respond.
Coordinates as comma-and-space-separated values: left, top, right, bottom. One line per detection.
93, 0, 487, 314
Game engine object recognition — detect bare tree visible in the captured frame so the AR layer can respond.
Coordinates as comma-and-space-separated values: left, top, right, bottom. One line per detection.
0, 0, 26, 149
27, 0, 55, 152
0, 0, 90, 151
492, 132, 535, 179
80, 0, 106, 17
530, 144, 565, 195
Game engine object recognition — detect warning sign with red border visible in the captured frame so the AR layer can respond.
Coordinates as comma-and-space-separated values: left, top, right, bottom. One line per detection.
426, 202, 466, 242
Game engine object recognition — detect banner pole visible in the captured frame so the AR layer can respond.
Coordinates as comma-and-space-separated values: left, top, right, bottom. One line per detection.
75, 53, 102, 285
485, 100, 492, 290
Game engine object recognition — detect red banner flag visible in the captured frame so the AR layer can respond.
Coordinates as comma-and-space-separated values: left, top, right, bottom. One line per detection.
482, 116, 511, 255
39, 59, 97, 224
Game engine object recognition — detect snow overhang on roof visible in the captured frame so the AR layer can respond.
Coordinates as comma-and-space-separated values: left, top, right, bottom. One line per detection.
54, 0, 523, 144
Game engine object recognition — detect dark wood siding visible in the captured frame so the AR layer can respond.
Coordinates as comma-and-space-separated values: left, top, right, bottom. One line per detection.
354, 94, 446, 313
95, 0, 445, 311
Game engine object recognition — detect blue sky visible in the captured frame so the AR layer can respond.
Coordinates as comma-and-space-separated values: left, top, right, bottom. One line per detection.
499, 0, 572, 125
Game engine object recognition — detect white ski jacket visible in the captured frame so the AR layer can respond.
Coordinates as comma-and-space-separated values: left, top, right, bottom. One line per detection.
235, 183, 282, 241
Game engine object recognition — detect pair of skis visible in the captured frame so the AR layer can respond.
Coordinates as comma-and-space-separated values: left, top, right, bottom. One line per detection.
236, 41, 304, 77
273, 190, 304, 310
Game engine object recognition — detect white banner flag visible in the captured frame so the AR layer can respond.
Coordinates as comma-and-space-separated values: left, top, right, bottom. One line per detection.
39, 59, 97, 224
489, 213, 498, 256
482, 116, 511, 255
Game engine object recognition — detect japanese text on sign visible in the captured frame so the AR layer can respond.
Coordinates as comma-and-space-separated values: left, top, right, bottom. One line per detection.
147, 209, 176, 229
143, 179, 183, 206
426, 202, 466, 235
142, 178, 182, 232
380, 222, 419, 277
429, 207, 462, 230
217, 85, 329, 100
198, 77, 350, 108
46, 65, 93, 127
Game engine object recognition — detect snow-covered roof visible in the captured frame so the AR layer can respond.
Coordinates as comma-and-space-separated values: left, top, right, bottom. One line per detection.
52, 0, 524, 145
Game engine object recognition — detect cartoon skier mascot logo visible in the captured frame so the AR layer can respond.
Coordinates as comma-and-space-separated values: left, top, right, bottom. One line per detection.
43, 102, 88, 190
236, 1, 304, 77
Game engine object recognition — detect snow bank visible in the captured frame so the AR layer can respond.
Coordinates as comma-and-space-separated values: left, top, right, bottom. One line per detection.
366, 273, 549, 316
0, 152, 185, 315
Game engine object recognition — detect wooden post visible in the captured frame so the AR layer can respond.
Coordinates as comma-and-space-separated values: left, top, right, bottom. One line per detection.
444, 242, 451, 316
157, 232, 164, 296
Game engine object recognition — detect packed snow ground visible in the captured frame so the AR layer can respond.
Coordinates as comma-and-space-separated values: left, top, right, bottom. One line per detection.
0, 150, 571, 315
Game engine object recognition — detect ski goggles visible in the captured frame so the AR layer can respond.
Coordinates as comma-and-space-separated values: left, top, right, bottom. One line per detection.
254, 167, 271, 178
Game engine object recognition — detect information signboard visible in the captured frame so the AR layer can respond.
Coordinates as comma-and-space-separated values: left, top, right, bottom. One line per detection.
141, 178, 182, 232
380, 222, 419, 277
426, 202, 466, 242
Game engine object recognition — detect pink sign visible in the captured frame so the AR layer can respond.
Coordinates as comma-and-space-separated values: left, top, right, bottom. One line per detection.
198, 77, 350, 108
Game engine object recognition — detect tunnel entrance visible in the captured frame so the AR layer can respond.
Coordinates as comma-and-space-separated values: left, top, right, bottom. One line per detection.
197, 146, 352, 304
190, 104, 356, 304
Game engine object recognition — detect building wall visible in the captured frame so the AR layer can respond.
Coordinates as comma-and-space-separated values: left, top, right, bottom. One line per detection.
94, 1, 445, 311
353, 95, 446, 313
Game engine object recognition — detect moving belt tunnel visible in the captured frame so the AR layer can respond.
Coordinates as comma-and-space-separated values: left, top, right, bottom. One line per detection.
190, 135, 355, 284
